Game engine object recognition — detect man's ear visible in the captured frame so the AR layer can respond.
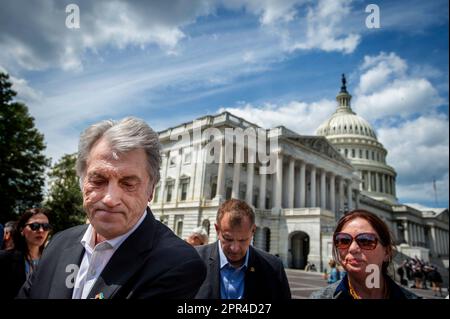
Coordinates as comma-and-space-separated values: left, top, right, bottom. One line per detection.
251, 224, 256, 235
148, 182, 156, 202
214, 223, 220, 234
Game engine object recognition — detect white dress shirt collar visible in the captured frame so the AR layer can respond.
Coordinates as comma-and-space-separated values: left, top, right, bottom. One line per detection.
81, 209, 147, 253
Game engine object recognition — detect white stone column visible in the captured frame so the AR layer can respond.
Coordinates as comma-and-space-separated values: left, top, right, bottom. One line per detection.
288, 158, 295, 208
403, 221, 409, 244
393, 177, 397, 197
359, 171, 363, 191
375, 172, 380, 193
418, 226, 422, 246
413, 224, 418, 246
346, 180, 353, 210
299, 161, 306, 208
320, 169, 326, 209
231, 162, 241, 199
367, 171, 372, 192
381, 173, 386, 194
445, 231, 449, 255
158, 152, 169, 203
386, 176, 390, 195
246, 162, 255, 205
339, 177, 345, 211
216, 139, 226, 200
436, 229, 441, 254
294, 164, 301, 208
259, 170, 266, 209
310, 166, 316, 207
430, 226, 437, 255
275, 152, 284, 210
189, 145, 198, 200
173, 149, 183, 202
421, 226, 425, 247
330, 174, 336, 214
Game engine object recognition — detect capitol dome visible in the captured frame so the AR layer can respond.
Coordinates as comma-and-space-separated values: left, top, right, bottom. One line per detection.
316, 74, 398, 204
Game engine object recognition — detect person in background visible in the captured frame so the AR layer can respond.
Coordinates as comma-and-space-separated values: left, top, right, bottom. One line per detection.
0, 208, 52, 299
186, 226, 209, 246
2, 221, 18, 250
327, 259, 340, 284
195, 199, 291, 300
310, 209, 419, 299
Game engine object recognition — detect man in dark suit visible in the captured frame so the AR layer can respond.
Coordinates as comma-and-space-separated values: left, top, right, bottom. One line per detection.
17, 117, 206, 299
195, 199, 291, 300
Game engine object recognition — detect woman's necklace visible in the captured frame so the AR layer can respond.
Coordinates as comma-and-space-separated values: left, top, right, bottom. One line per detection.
348, 277, 390, 299
348, 278, 362, 299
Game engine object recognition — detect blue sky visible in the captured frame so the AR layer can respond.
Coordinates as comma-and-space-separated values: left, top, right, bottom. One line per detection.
0, 0, 448, 208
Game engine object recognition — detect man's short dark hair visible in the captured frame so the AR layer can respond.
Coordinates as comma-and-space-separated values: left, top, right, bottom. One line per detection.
216, 199, 255, 227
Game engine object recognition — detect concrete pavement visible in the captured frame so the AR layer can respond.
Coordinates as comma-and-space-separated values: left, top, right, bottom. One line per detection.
286, 268, 449, 299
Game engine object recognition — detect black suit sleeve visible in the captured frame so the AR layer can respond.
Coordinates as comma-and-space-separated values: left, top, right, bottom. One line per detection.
277, 259, 292, 299
132, 257, 207, 299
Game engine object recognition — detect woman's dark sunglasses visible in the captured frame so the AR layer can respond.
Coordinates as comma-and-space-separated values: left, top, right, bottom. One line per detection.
334, 232, 378, 250
26, 222, 52, 231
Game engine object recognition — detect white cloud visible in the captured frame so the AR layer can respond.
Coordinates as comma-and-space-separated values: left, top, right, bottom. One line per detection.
286, 0, 361, 54
0, 65, 43, 104
353, 52, 445, 121
0, 0, 213, 71
0, 0, 366, 73
221, 0, 303, 25
397, 173, 449, 207
219, 99, 336, 134
357, 52, 407, 95
378, 115, 449, 186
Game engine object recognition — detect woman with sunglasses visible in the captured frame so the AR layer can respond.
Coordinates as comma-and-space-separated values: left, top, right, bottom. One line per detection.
0, 208, 52, 299
310, 209, 418, 299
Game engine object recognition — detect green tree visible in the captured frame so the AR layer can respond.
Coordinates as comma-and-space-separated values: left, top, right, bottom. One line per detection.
44, 153, 85, 233
0, 72, 50, 223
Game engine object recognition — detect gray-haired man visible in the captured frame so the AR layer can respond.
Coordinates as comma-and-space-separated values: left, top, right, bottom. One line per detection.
18, 117, 206, 299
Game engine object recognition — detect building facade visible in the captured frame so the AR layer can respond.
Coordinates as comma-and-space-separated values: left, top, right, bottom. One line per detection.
150, 77, 449, 276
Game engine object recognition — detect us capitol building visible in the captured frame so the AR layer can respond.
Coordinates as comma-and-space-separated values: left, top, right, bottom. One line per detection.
151, 75, 448, 276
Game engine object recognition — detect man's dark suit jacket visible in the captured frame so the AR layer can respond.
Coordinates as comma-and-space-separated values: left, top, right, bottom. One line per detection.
0, 250, 26, 299
17, 208, 206, 299
194, 241, 291, 299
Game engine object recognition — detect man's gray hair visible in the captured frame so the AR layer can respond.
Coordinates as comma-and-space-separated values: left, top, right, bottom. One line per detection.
76, 117, 161, 186
4, 221, 17, 232
190, 226, 209, 243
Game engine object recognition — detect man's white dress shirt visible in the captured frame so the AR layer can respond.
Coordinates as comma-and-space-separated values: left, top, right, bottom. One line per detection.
71, 211, 147, 299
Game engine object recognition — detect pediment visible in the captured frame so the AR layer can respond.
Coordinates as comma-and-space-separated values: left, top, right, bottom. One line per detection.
290, 135, 349, 165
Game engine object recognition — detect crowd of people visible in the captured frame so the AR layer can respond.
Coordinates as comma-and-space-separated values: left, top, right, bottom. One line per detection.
397, 257, 445, 297
0, 116, 447, 300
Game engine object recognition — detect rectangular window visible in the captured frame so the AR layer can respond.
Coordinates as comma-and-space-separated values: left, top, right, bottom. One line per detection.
184, 150, 192, 164
166, 183, 174, 202
210, 183, 217, 199
174, 215, 184, 237
180, 179, 189, 201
